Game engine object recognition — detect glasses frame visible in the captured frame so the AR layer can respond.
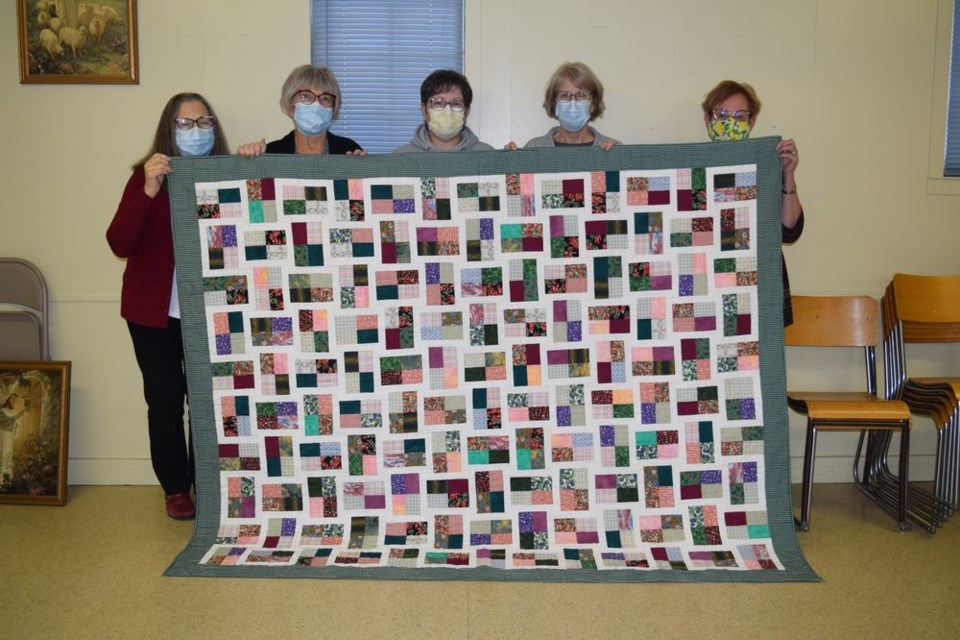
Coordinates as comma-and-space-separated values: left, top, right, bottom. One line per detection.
426, 98, 466, 113
174, 116, 216, 131
294, 90, 337, 108
711, 108, 751, 122
556, 90, 591, 103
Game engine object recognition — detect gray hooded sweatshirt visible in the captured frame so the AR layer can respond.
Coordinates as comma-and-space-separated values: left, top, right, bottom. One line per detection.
394, 124, 495, 153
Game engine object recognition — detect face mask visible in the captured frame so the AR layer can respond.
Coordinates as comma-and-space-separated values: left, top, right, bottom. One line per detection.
175, 126, 215, 157
708, 118, 751, 141
294, 102, 333, 136
556, 100, 591, 132
426, 106, 465, 141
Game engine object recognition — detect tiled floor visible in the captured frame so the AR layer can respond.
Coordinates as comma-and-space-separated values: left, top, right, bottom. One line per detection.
2, 484, 958, 639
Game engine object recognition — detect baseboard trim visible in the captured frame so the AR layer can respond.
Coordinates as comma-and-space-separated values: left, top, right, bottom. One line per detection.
69, 458, 158, 485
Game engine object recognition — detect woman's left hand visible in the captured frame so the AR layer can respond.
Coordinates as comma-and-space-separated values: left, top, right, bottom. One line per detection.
345, 149, 367, 156
776, 139, 799, 176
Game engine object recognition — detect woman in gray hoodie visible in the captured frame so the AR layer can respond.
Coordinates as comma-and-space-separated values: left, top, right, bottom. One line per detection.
394, 69, 494, 153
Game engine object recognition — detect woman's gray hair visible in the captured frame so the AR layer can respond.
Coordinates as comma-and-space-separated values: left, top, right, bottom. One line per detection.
542, 61, 605, 121
279, 64, 343, 119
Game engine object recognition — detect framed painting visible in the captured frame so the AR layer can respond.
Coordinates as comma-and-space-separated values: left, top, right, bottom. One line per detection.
0, 361, 71, 505
17, 0, 138, 84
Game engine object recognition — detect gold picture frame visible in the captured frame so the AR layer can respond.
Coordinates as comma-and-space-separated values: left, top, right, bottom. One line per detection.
17, 0, 138, 84
0, 361, 72, 505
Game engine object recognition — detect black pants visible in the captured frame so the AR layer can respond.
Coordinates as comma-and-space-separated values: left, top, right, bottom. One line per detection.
127, 318, 193, 495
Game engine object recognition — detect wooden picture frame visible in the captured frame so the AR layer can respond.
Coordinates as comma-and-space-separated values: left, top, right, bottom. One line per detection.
0, 361, 71, 505
17, 0, 138, 84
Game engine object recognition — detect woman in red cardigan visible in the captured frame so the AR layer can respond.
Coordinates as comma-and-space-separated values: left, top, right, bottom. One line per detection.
106, 93, 230, 519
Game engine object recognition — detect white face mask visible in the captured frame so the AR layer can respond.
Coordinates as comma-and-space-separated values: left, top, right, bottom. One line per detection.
426, 106, 465, 141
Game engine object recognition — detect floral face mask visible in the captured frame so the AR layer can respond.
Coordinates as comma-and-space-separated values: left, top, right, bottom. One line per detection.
707, 117, 751, 142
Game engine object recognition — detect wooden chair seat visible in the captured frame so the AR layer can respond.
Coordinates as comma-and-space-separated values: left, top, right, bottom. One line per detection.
787, 392, 912, 422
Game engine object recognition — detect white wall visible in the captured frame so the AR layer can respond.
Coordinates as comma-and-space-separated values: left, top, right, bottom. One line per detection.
2, 0, 957, 485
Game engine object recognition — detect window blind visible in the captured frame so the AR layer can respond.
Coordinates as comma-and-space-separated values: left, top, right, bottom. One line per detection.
945, 0, 960, 176
311, 0, 464, 154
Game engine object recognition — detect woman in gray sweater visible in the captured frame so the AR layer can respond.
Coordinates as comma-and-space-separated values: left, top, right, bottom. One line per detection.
518, 61, 618, 149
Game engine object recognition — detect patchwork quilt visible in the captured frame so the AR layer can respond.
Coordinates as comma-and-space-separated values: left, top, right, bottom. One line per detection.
166, 140, 817, 581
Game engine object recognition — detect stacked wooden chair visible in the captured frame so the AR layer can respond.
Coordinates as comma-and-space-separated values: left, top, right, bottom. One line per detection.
880, 274, 960, 531
784, 295, 912, 531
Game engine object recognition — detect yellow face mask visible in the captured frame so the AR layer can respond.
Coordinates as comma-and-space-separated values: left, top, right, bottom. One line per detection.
427, 106, 465, 141
708, 118, 751, 141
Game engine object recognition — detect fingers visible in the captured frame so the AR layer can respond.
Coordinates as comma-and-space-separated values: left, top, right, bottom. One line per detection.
776, 138, 799, 172
142, 153, 170, 198
143, 153, 171, 179
600, 140, 619, 151
503, 141, 519, 151
776, 139, 798, 157
236, 139, 266, 158
345, 149, 367, 156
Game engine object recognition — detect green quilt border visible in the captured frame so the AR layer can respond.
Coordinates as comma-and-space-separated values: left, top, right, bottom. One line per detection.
165, 139, 819, 582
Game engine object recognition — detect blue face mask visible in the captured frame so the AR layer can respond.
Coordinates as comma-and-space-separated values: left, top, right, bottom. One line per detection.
293, 102, 333, 136
556, 100, 591, 132
175, 127, 215, 157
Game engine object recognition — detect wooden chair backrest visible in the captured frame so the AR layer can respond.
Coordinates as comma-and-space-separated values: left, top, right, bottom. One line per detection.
784, 295, 878, 348
891, 273, 960, 343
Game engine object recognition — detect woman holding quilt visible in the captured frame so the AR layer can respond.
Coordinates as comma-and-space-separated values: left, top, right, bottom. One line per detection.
107, 93, 230, 520
237, 64, 365, 157
701, 80, 804, 326
507, 61, 618, 150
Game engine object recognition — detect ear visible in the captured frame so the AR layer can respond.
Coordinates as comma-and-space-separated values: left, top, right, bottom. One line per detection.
703, 112, 712, 128
463, 107, 470, 123
748, 115, 758, 130
421, 103, 431, 123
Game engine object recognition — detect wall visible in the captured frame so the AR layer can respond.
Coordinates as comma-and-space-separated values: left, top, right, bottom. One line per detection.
1, 0, 957, 485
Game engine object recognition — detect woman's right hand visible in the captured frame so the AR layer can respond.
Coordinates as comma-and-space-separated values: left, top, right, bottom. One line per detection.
237, 139, 267, 158
143, 153, 171, 198
504, 141, 519, 151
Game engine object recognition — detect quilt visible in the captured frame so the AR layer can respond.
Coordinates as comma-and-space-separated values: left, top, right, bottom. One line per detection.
165, 139, 818, 582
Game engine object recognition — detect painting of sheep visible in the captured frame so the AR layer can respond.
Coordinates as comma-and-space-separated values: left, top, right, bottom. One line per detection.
17, 0, 138, 84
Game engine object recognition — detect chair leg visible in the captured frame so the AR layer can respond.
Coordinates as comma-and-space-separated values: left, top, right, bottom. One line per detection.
897, 420, 911, 531
798, 421, 817, 531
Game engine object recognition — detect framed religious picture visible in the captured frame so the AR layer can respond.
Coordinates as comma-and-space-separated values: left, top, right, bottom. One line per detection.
0, 361, 72, 505
17, 0, 138, 84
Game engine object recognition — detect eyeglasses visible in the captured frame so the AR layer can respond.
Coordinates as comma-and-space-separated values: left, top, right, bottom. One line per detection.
426, 98, 466, 112
294, 90, 337, 108
712, 108, 751, 122
174, 116, 216, 131
557, 91, 591, 103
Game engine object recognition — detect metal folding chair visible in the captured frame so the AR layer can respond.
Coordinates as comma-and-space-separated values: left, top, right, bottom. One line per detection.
0, 258, 49, 360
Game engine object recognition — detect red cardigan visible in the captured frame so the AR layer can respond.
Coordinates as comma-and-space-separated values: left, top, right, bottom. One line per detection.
106, 166, 176, 328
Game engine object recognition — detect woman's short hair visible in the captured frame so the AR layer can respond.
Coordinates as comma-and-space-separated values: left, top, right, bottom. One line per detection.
419, 69, 474, 108
701, 80, 762, 118
279, 64, 343, 119
542, 62, 605, 120
138, 92, 229, 167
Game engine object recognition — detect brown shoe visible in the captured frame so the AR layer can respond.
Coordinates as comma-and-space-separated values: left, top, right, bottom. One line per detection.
165, 492, 196, 520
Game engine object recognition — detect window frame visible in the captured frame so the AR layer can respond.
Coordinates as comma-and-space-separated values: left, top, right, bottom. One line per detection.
310, 0, 466, 154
